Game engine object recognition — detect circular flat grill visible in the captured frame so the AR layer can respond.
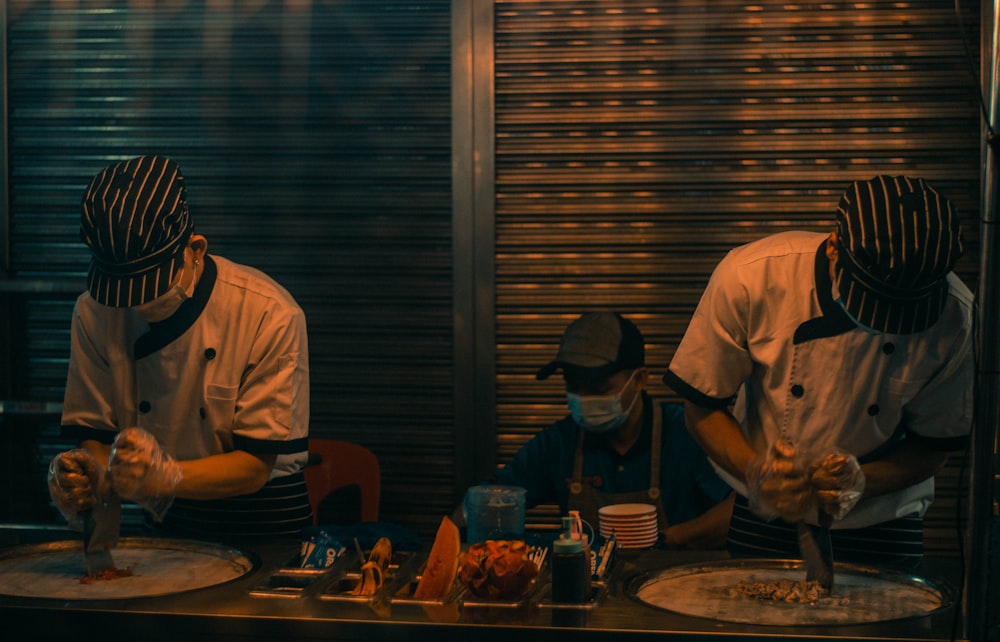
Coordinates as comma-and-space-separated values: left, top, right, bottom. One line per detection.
626, 558, 952, 626
0, 537, 257, 600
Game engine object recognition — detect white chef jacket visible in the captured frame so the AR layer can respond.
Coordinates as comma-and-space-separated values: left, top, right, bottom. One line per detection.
665, 231, 973, 529
62, 254, 310, 478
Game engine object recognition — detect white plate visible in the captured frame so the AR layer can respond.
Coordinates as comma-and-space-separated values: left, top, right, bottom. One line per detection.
600, 512, 656, 521
600, 517, 657, 530
600, 518, 657, 528
601, 526, 658, 538
598, 503, 657, 518
606, 532, 658, 541
617, 532, 659, 541
600, 516, 657, 528
617, 537, 658, 549
598, 513, 656, 524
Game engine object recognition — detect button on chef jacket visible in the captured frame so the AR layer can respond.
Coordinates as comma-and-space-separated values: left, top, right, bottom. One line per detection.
61, 254, 311, 536
664, 231, 973, 530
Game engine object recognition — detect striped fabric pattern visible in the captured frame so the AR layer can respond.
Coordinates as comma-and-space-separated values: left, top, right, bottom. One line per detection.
727, 494, 924, 571
834, 175, 963, 335
151, 472, 313, 541
80, 155, 193, 307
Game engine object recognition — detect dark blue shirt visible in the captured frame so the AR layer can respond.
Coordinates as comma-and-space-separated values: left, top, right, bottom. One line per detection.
495, 396, 731, 526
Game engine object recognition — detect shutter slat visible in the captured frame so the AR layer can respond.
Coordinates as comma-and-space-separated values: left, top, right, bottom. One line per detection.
5, 0, 454, 537
493, 0, 980, 555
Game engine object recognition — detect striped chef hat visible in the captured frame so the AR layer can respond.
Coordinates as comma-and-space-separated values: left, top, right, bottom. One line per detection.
834, 175, 964, 335
80, 155, 193, 307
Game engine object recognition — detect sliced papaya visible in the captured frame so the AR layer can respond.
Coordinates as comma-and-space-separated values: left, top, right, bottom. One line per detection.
413, 516, 460, 599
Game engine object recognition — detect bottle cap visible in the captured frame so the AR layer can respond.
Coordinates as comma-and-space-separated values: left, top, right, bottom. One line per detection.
553, 537, 583, 554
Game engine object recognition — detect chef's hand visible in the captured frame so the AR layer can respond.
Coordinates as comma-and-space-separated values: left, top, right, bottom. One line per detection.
47, 449, 105, 529
810, 450, 865, 520
108, 427, 183, 522
746, 439, 815, 522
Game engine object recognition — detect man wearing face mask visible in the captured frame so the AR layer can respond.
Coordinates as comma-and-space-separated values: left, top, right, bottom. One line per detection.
493, 312, 734, 549
47, 155, 312, 541
664, 175, 974, 569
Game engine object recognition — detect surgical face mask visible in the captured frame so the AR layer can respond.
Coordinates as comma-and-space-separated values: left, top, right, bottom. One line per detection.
133, 262, 194, 323
566, 370, 640, 433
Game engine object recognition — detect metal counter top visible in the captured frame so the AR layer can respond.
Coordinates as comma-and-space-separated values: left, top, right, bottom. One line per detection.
0, 525, 964, 642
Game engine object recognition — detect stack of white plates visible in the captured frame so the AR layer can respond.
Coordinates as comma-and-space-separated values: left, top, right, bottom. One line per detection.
598, 503, 659, 549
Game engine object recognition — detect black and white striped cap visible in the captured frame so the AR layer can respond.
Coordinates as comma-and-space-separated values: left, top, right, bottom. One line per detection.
80, 155, 193, 307
834, 175, 963, 334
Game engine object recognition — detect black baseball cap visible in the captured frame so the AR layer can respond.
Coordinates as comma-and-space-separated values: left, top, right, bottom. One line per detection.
536, 312, 645, 383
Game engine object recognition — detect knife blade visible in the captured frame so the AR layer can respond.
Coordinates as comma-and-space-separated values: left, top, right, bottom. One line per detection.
798, 511, 833, 591
83, 490, 121, 575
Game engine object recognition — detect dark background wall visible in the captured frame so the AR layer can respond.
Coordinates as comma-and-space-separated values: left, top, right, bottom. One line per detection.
0, 0, 986, 562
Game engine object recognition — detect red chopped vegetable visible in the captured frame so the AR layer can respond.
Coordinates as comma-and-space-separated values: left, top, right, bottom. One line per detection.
80, 566, 134, 584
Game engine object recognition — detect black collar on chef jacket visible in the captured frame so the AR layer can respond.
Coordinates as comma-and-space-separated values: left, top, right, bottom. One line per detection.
792, 241, 858, 345
134, 254, 217, 360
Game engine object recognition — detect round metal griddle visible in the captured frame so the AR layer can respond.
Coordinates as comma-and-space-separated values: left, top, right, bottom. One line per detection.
0, 537, 258, 600
625, 558, 952, 626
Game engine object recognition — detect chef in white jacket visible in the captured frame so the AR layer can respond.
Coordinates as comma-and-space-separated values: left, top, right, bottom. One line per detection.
47, 155, 312, 541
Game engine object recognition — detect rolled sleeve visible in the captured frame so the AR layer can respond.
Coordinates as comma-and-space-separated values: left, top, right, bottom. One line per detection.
61, 296, 129, 438
233, 304, 310, 447
667, 249, 754, 404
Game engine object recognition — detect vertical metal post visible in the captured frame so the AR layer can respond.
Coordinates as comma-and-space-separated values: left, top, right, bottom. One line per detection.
0, 0, 8, 278
0, 0, 12, 402
966, 2, 1000, 638
452, 0, 497, 497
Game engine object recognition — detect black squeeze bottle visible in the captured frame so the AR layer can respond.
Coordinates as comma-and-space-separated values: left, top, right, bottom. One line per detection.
550, 516, 591, 603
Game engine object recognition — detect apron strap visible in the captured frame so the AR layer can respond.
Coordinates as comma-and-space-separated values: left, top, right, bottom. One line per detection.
570, 426, 585, 495
570, 398, 663, 500
647, 402, 662, 501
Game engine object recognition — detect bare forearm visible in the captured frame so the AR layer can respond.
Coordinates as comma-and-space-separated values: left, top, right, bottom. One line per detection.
80, 440, 111, 469
859, 439, 951, 499
174, 451, 275, 500
663, 492, 735, 549
683, 401, 757, 482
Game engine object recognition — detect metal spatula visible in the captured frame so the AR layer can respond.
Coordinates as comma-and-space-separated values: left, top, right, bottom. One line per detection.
83, 490, 121, 575
798, 511, 833, 591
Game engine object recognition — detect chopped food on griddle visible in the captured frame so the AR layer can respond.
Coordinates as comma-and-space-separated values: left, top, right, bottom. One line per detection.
79, 566, 134, 584
727, 578, 828, 604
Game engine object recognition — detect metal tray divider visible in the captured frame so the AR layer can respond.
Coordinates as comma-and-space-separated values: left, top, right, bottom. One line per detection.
248, 548, 354, 599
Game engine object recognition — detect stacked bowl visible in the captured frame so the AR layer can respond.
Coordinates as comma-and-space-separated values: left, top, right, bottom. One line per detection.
598, 503, 659, 549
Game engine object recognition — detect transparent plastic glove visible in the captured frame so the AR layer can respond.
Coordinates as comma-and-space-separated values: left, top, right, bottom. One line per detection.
47, 449, 106, 530
809, 449, 865, 520
108, 427, 183, 522
745, 439, 815, 522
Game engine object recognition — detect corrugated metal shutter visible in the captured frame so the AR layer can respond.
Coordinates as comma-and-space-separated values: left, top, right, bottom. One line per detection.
1, 1, 984, 552
493, 0, 981, 551
2, 1, 455, 535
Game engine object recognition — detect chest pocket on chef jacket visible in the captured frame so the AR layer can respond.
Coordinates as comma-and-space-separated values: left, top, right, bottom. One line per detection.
205, 383, 239, 428
877, 376, 923, 430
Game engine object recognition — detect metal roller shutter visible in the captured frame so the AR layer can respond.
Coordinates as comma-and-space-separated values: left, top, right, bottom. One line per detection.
0, 1, 984, 551
492, 0, 981, 551
2, 1, 454, 535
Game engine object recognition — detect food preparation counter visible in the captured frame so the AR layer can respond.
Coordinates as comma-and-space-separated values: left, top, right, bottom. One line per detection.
0, 524, 965, 642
